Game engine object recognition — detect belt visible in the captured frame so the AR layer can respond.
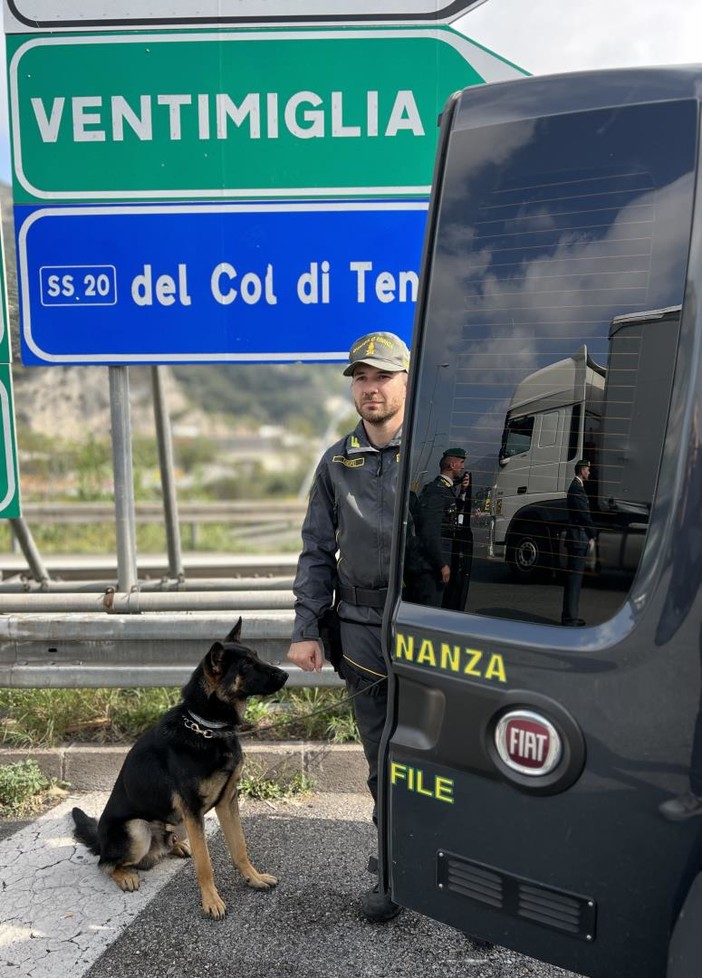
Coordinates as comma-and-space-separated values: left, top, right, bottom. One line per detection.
338, 584, 389, 609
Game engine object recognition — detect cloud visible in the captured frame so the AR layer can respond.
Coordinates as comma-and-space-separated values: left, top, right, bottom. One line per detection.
455, 0, 702, 75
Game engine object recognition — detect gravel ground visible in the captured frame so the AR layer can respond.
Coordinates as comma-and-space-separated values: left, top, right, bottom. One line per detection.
77, 792, 582, 978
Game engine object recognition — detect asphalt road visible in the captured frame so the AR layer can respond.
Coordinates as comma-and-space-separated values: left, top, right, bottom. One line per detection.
465, 522, 629, 627
2, 791, 582, 978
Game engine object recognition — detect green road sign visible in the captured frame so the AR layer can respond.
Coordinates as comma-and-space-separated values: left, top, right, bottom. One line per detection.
8, 27, 526, 202
0, 363, 20, 518
0, 229, 10, 364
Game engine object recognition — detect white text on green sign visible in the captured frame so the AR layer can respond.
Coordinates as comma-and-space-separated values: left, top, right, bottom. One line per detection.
9, 28, 526, 201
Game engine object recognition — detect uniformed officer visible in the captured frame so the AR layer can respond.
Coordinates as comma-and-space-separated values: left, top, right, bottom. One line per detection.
286, 330, 410, 923
410, 448, 467, 608
443, 466, 474, 612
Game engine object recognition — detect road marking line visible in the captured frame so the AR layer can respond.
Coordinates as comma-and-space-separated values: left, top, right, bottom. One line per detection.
0, 793, 218, 978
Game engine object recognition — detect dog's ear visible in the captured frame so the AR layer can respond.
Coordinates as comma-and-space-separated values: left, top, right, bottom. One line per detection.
205, 641, 227, 678
224, 617, 243, 645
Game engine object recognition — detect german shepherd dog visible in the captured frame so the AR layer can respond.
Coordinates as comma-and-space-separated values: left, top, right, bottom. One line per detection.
72, 619, 288, 919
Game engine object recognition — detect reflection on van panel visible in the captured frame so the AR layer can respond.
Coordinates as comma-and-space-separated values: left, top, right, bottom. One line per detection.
491, 306, 681, 581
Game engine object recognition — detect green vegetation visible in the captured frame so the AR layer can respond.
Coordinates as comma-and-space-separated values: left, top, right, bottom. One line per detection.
0, 687, 182, 747
0, 519, 302, 555
266, 687, 359, 743
238, 762, 313, 800
0, 686, 358, 748
0, 759, 66, 817
0, 687, 356, 806
172, 362, 348, 432
16, 429, 310, 505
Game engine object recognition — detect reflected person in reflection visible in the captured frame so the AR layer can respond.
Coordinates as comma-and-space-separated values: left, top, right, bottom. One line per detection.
561, 459, 597, 627
443, 468, 474, 612
410, 448, 466, 607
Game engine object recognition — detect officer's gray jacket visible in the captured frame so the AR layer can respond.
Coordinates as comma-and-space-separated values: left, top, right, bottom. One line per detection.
291, 420, 402, 643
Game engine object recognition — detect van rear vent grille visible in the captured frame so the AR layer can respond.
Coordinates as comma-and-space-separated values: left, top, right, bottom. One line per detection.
437, 851, 596, 942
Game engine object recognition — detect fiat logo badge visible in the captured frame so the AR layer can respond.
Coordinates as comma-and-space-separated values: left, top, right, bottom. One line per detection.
495, 710, 562, 776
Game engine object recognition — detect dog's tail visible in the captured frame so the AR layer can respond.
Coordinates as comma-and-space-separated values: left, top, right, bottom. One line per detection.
71, 807, 101, 855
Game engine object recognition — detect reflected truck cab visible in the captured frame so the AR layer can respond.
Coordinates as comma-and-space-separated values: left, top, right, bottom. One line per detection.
492, 305, 681, 582
379, 67, 702, 978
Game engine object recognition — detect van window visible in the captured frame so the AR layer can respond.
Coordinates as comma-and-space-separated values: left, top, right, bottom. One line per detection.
404, 99, 697, 627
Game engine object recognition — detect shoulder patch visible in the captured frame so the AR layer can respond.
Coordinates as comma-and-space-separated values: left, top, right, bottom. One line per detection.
332, 455, 365, 468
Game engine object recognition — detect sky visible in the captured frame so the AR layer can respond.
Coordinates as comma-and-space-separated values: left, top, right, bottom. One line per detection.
454, 0, 702, 75
1, 0, 701, 182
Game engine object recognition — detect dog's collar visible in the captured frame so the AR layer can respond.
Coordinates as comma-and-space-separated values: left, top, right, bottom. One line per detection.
183, 709, 236, 739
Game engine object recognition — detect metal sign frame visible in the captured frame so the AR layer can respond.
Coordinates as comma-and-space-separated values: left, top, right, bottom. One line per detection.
3, 1, 488, 31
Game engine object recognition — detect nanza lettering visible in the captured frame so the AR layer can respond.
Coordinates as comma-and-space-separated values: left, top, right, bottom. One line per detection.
30, 90, 425, 145
394, 633, 507, 683
390, 762, 454, 803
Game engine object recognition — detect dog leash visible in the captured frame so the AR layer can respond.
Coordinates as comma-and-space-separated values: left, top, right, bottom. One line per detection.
238, 675, 387, 781
181, 678, 386, 742
238, 675, 386, 740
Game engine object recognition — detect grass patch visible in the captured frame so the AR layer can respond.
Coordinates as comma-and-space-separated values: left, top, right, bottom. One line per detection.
0, 687, 182, 747
252, 687, 358, 743
238, 762, 313, 800
0, 759, 68, 817
0, 686, 358, 748
0, 520, 302, 555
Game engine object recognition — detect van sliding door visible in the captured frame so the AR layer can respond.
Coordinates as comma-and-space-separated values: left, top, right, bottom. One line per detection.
382, 70, 702, 978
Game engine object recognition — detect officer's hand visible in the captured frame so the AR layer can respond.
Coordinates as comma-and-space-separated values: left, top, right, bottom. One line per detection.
287, 640, 324, 672
441, 564, 451, 584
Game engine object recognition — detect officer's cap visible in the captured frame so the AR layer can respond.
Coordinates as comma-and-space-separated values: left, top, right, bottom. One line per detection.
442, 447, 467, 460
575, 458, 590, 470
343, 332, 411, 377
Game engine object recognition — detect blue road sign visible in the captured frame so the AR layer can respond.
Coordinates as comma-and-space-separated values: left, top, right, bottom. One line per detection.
16, 202, 428, 364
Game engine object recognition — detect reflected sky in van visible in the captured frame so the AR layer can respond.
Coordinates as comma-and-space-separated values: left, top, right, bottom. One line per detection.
415, 99, 697, 475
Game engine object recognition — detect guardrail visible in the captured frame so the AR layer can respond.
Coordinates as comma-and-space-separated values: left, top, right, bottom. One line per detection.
0, 552, 299, 582
20, 500, 308, 525
0, 503, 332, 688
0, 610, 342, 688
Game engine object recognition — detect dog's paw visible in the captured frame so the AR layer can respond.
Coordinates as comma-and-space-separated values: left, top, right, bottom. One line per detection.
112, 868, 140, 892
245, 871, 278, 890
171, 839, 191, 859
202, 892, 227, 920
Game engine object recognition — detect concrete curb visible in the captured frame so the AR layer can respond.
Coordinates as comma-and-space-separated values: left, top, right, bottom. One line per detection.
0, 742, 368, 793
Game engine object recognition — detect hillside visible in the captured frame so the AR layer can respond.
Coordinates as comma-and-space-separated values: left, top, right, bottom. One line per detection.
0, 184, 349, 441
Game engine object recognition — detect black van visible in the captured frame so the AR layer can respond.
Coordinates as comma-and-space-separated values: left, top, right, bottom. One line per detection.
380, 66, 702, 978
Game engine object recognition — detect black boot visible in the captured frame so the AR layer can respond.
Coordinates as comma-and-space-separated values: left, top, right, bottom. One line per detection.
361, 884, 402, 923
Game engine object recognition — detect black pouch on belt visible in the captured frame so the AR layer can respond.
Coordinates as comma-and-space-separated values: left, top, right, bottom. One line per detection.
319, 603, 343, 673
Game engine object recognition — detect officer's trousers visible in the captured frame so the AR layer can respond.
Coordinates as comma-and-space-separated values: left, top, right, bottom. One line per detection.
561, 544, 588, 623
339, 618, 388, 823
